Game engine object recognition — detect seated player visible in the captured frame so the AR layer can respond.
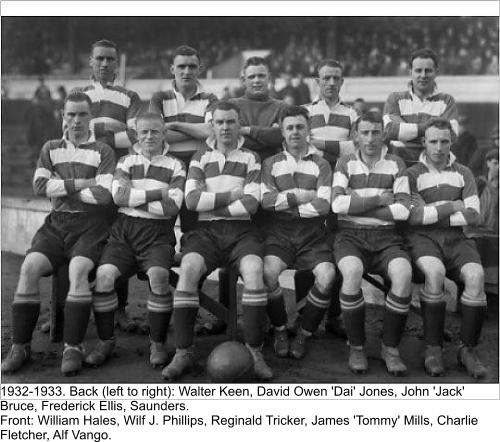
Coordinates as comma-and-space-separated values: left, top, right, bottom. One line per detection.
331, 111, 412, 376
162, 101, 271, 381
261, 106, 336, 359
84, 112, 186, 368
1, 91, 115, 375
407, 118, 488, 378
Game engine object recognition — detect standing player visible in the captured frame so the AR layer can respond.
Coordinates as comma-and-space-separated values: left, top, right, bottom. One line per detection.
297, 59, 359, 337
162, 101, 271, 381
149, 45, 218, 233
231, 57, 289, 162
406, 118, 487, 378
384, 48, 458, 165
84, 112, 185, 369
331, 111, 412, 375
1, 91, 115, 375
305, 59, 357, 167
83, 39, 142, 159
262, 106, 336, 359
82, 39, 143, 332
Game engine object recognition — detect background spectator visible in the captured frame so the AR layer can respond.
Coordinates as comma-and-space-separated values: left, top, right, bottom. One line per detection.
452, 114, 478, 166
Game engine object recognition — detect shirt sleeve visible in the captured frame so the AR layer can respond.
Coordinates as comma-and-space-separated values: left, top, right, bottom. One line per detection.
184, 151, 233, 212
296, 159, 332, 218
212, 153, 261, 217
74, 144, 115, 205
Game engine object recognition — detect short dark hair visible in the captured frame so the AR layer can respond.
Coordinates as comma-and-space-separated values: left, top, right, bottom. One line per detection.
172, 45, 200, 64
485, 149, 499, 162
213, 100, 241, 117
354, 98, 365, 103
424, 117, 453, 134
91, 39, 119, 58
64, 90, 92, 110
243, 56, 269, 72
136, 111, 164, 126
353, 111, 383, 131
410, 48, 439, 69
280, 105, 310, 125
315, 59, 344, 77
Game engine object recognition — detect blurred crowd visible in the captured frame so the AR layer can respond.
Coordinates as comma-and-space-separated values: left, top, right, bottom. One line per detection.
2, 17, 498, 77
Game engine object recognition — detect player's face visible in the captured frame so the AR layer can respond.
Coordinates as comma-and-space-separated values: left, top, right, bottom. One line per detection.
410, 57, 437, 95
212, 109, 240, 147
487, 158, 499, 177
281, 115, 309, 151
64, 100, 92, 139
171, 55, 200, 90
317, 65, 344, 101
90, 46, 118, 84
355, 120, 384, 157
424, 126, 452, 168
242, 65, 270, 99
137, 119, 165, 155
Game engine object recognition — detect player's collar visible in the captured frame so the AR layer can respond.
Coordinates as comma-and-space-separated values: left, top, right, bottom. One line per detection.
355, 145, 389, 164
62, 129, 96, 147
408, 81, 439, 99
315, 97, 344, 108
172, 80, 203, 98
244, 90, 270, 101
206, 135, 245, 151
283, 142, 318, 159
132, 142, 170, 157
91, 76, 116, 88
419, 150, 457, 169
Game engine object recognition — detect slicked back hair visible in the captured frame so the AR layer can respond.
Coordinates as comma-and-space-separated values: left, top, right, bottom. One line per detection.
212, 100, 241, 117
280, 105, 310, 126
423, 117, 453, 135
64, 90, 92, 111
353, 111, 384, 131
242, 56, 269, 75
91, 39, 119, 58
172, 45, 201, 64
409, 48, 439, 69
136, 111, 164, 127
315, 59, 344, 77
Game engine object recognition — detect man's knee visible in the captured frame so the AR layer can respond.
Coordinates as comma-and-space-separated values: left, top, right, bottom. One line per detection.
240, 255, 263, 280
461, 264, 485, 290
418, 259, 446, 286
147, 267, 170, 293
19, 255, 48, 284
179, 253, 205, 282
313, 262, 336, 290
338, 259, 363, 284
388, 259, 412, 291
95, 265, 118, 292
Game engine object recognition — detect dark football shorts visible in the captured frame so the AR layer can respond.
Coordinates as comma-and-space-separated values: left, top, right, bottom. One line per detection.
334, 226, 410, 277
405, 227, 481, 277
181, 220, 263, 274
99, 213, 176, 277
265, 218, 333, 271
27, 211, 109, 270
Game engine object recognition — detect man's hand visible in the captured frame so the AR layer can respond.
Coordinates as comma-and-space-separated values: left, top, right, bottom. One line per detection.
116, 176, 131, 188
410, 192, 425, 207
294, 189, 316, 204
239, 127, 251, 136
230, 188, 244, 201
74, 178, 96, 190
378, 191, 394, 206
160, 186, 170, 200
165, 122, 179, 131
451, 200, 466, 212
